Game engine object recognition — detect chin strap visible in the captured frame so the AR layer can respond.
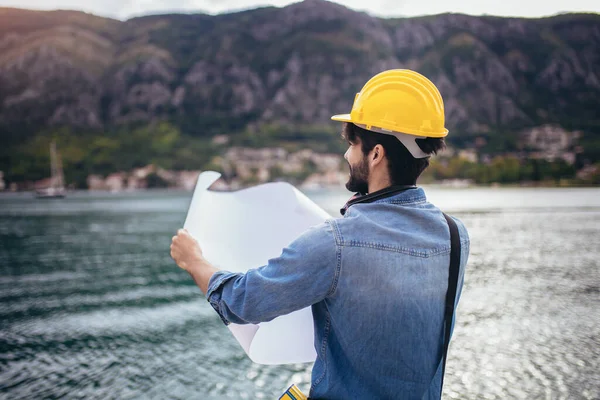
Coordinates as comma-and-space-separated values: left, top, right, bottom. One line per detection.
354, 123, 431, 158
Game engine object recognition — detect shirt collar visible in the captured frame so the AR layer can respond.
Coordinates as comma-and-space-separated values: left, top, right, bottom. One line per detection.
340, 185, 422, 216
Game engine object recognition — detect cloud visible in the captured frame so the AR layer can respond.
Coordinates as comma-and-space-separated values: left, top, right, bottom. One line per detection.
0, 0, 598, 20
117, 0, 293, 19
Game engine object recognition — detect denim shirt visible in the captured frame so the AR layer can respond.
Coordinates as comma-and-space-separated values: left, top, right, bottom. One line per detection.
206, 187, 470, 399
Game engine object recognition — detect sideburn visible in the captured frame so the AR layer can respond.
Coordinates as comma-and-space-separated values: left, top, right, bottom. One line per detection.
345, 156, 370, 194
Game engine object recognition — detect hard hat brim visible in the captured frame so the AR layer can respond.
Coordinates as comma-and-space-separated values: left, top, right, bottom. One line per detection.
331, 114, 352, 122
331, 113, 449, 138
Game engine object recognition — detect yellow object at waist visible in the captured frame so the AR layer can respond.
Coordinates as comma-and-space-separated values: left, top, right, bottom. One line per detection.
279, 384, 308, 400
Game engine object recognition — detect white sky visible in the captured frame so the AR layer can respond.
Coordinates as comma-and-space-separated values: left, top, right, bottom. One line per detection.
0, 0, 598, 21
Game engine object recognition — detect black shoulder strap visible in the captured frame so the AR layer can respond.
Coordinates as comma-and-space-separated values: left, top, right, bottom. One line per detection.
440, 213, 461, 392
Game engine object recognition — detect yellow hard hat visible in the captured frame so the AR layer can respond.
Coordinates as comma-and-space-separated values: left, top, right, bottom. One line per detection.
331, 69, 448, 138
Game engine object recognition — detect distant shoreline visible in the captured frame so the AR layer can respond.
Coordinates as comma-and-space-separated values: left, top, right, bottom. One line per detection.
1, 181, 598, 196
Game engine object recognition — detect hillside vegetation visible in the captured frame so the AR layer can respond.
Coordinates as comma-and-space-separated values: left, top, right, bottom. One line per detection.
1, 2, 599, 186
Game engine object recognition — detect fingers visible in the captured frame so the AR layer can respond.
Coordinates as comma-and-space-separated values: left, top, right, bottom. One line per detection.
177, 228, 188, 237
170, 247, 183, 262
171, 229, 191, 243
170, 229, 185, 261
171, 231, 186, 246
169, 228, 202, 268
170, 234, 178, 261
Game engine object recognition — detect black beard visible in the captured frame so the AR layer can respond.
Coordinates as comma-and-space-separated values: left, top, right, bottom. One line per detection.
345, 157, 369, 194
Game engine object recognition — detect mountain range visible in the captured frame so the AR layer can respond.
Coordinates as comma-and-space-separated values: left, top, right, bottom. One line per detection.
1, 0, 599, 185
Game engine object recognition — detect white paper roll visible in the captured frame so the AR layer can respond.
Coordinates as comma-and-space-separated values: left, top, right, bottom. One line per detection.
184, 171, 331, 364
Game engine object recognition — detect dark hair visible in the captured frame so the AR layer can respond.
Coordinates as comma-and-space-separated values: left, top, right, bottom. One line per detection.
341, 123, 445, 185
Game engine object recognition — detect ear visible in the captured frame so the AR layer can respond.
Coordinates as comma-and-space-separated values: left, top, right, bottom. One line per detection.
370, 144, 386, 167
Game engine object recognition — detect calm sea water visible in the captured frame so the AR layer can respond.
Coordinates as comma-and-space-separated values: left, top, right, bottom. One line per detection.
0, 187, 599, 399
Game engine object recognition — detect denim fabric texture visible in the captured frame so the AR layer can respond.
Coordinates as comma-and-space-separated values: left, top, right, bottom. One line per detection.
206, 187, 470, 400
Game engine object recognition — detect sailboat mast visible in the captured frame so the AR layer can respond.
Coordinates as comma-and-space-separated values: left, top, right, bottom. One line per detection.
50, 141, 58, 189
55, 144, 65, 189
49, 141, 65, 189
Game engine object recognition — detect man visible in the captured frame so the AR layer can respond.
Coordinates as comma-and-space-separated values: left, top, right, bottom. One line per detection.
170, 69, 470, 399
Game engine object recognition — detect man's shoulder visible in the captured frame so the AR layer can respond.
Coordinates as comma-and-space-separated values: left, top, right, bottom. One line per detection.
330, 215, 373, 246
446, 214, 470, 245
294, 219, 338, 250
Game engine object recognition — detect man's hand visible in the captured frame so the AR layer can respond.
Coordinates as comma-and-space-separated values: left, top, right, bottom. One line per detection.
170, 229, 204, 272
170, 229, 219, 294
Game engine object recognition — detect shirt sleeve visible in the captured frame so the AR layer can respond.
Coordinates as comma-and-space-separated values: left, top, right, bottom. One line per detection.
205, 220, 339, 325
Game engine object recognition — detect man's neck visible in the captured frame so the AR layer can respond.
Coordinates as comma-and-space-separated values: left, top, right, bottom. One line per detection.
367, 177, 392, 194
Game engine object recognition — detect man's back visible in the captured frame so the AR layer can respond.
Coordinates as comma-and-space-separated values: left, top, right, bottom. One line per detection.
203, 187, 469, 399
309, 187, 469, 399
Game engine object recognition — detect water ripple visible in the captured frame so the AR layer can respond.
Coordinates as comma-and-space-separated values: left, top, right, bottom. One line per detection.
1, 188, 599, 399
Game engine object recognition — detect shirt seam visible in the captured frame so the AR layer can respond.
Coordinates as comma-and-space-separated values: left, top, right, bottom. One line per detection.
352, 197, 427, 208
312, 308, 331, 389
342, 240, 454, 257
330, 218, 344, 245
386, 198, 427, 205
326, 220, 343, 297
